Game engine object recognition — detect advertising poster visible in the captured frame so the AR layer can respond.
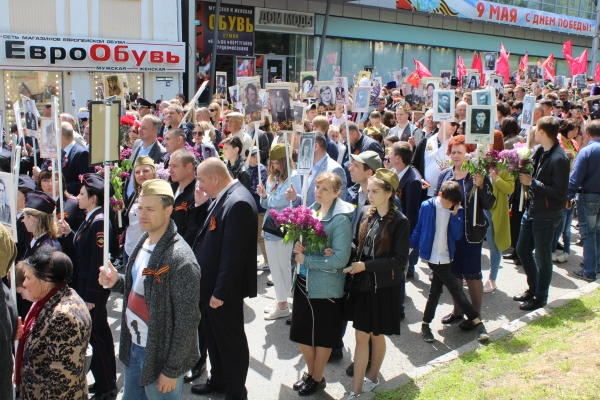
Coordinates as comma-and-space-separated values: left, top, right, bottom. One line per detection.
197, 2, 255, 56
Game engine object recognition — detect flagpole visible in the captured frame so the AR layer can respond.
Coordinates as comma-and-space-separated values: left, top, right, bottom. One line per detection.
591, 2, 600, 76
102, 101, 112, 288
53, 95, 64, 220
284, 131, 292, 207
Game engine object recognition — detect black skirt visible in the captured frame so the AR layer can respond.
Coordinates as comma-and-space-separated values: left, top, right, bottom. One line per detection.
345, 281, 401, 336
289, 275, 344, 348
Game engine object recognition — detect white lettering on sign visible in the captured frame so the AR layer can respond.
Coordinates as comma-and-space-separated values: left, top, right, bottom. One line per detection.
254, 8, 315, 34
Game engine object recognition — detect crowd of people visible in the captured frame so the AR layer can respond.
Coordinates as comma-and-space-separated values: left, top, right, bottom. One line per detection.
1, 74, 600, 400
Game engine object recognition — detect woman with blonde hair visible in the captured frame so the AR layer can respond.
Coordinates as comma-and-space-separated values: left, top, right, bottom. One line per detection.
193, 121, 218, 160
22, 191, 62, 259
209, 101, 223, 131
256, 143, 301, 320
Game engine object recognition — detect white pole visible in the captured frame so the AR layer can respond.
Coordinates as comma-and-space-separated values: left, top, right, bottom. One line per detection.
179, 81, 209, 128
103, 103, 111, 288
53, 96, 64, 220
10, 145, 21, 305
32, 137, 37, 168
343, 105, 350, 147
254, 121, 260, 166
519, 185, 525, 212
302, 174, 308, 208
246, 122, 259, 168
51, 159, 57, 201
284, 131, 292, 207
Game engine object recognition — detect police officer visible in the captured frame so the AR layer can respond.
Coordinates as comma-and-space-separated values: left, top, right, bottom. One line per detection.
22, 191, 62, 258
58, 173, 117, 399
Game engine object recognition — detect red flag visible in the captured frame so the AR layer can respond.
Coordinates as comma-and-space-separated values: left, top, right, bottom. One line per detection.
406, 70, 421, 88
519, 52, 528, 72
457, 55, 467, 81
595, 63, 600, 83
326, 52, 338, 65
414, 59, 432, 78
541, 53, 555, 81
563, 40, 573, 72
472, 53, 483, 76
573, 48, 588, 75
496, 43, 511, 82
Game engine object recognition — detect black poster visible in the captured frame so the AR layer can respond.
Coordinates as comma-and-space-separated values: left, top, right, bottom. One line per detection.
197, 2, 254, 56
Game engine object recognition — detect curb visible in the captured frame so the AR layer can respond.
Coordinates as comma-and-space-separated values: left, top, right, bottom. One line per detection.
355, 280, 600, 399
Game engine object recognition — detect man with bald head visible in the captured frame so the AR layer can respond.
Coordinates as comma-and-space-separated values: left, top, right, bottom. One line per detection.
456, 101, 467, 121
60, 121, 94, 194
190, 158, 257, 399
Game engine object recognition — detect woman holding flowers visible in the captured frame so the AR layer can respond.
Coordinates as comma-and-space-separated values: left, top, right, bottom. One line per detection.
435, 135, 495, 328
256, 143, 301, 320
343, 169, 409, 399
483, 132, 515, 293
290, 172, 353, 396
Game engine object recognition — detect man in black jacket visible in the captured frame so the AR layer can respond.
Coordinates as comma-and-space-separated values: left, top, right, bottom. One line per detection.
59, 122, 94, 195
169, 149, 197, 246
344, 122, 384, 184
190, 158, 257, 399
515, 116, 569, 311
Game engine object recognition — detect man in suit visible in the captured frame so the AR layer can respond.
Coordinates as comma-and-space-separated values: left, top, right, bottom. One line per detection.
335, 78, 346, 102
126, 115, 166, 202
438, 93, 451, 113
59, 122, 94, 195
471, 110, 489, 133
190, 158, 257, 399
273, 91, 286, 124
286, 133, 346, 207
160, 103, 194, 144
405, 86, 421, 107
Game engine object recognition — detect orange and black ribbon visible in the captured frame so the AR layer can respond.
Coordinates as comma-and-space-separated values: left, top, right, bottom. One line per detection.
142, 265, 170, 283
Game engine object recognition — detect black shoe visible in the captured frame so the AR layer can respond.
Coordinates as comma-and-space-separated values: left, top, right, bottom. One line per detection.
514, 257, 522, 265
89, 389, 118, 400
399, 312, 405, 321
298, 377, 326, 396
475, 323, 489, 341
556, 242, 564, 251
293, 372, 312, 391
502, 252, 518, 260
519, 297, 547, 311
406, 271, 415, 279
345, 362, 354, 376
573, 269, 596, 282
513, 290, 534, 302
286, 317, 291, 325
421, 324, 435, 342
88, 383, 96, 394
429, 272, 433, 281
191, 382, 226, 395
184, 359, 206, 383
441, 313, 464, 324
328, 348, 343, 361
458, 319, 476, 331
266, 280, 274, 286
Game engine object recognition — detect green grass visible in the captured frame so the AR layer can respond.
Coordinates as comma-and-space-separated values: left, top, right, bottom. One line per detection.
377, 289, 600, 400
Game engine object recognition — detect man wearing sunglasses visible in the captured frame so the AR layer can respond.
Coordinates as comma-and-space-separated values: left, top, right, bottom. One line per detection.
42, 102, 52, 118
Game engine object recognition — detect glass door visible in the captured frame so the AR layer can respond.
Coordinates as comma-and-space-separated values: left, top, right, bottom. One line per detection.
264, 56, 286, 84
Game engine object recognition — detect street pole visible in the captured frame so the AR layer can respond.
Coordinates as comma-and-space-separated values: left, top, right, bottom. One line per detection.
590, 0, 600, 77
209, 0, 222, 101
315, 0, 331, 77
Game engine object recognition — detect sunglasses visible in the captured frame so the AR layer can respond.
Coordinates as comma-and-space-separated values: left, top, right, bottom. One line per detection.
193, 131, 203, 136
450, 122, 459, 127
209, 109, 215, 112
44, 105, 51, 109
384, 157, 390, 162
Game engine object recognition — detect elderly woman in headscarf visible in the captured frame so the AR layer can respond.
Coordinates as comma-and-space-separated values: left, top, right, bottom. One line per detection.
0, 223, 18, 400
15, 248, 92, 399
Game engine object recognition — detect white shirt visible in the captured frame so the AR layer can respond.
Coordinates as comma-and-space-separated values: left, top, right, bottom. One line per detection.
429, 197, 452, 265
423, 136, 448, 197
396, 165, 409, 182
126, 242, 155, 347
125, 200, 143, 256
330, 114, 347, 129
232, 130, 252, 159
85, 207, 102, 221
63, 141, 76, 158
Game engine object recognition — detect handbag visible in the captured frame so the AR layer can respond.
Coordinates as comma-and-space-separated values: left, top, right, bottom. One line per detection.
343, 242, 373, 293
262, 212, 286, 238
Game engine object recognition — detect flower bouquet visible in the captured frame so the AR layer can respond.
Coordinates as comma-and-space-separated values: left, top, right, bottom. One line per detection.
460, 145, 490, 225
155, 163, 170, 181
268, 206, 328, 254
499, 142, 534, 211
120, 114, 140, 147
93, 164, 130, 226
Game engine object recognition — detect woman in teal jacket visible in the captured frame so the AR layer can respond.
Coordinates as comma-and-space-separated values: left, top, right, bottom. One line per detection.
290, 172, 353, 396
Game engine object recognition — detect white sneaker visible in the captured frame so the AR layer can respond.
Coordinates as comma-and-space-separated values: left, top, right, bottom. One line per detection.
257, 262, 270, 271
362, 377, 380, 392
556, 253, 569, 263
552, 252, 558, 262
343, 391, 360, 399
264, 303, 277, 313
264, 307, 290, 320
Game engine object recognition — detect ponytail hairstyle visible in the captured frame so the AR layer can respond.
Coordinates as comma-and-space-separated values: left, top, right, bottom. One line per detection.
357, 176, 395, 256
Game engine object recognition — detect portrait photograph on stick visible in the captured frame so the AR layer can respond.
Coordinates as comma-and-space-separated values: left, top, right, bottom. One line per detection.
467, 73, 480, 89
584, 95, 600, 120
300, 71, 317, 99
266, 82, 294, 131
353, 86, 371, 112
422, 79, 440, 107
293, 101, 306, 132
39, 118, 58, 159
466, 105, 495, 145
440, 70, 452, 88
315, 80, 335, 112
490, 75, 504, 95
483, 52, 498, 74
432, 89, 455, 122
22, 96, 38, 133
521, 95, 536, 129
0, 172, 16, 240
355, 70, 371, 86
334, 76, 348, 106
89, 100, 121, 165
472, 88, 495, 107
216, 71, 227, 100
240, 76, 262, 123
405, 82, 423, 111
103, 74, 124, 102
297, 133, 315, 175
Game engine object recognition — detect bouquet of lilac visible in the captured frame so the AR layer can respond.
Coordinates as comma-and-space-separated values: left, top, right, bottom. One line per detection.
500, 142, 534, 210
269, 206, 328, 254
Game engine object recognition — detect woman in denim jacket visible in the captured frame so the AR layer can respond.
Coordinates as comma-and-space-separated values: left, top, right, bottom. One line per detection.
290, 172, 353, 396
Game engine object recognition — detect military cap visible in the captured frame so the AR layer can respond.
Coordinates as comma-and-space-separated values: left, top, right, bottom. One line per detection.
140, 179, 174, 199
374, 168, 399, 191
350, 150, 382, 173
25, 191, 56, 214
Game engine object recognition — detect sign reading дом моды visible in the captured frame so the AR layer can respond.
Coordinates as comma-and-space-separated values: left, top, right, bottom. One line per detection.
0, 34, 186, 72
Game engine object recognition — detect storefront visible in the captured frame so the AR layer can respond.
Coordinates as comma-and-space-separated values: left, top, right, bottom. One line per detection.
1, 0, 185, 131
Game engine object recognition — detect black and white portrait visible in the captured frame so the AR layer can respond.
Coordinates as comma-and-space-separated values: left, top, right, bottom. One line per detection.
433, 90, 455, 122
229, 85, 238, 103
335, 77, 348, 106
216, 72, 227, 100
40, 118, 58, 159
575, 74, 586, 89
0, 178, 10, 224
461, 76, 468, 90
269, 89, 291, 124
483, 52, 498, 74
466, 105, 495, 144
585, 95, 600, 120
467, 74, 480, 89
405, 82, 423, 111
317, 82, 335, 110
259, 89, 268, 109
0, 172, 16, 240
527, 64, 539, 80
521, 95, 535, 128
440, 71, 451, 88
353, 87, 371, 112
297, 133, 315, 174
490, 75, 504, 94
24, 98, 38, 131
473, 89, 493, 106
293, 101, 306, 132
554, 76, 566, 88
301, 71, 317, 99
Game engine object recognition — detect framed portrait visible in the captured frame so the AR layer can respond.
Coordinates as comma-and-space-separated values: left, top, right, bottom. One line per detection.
554, 75, 566, 88
353, 87, 371, 112
297, 133, 316, 175
371, 77, 383, 95
0, 172, 16, 240
266, 82, 294, 131
21, 96, 38, 133
433, 90, 455, 122
258, 89, 269, 109
405, 82, 423, 111
527, 64, 539, 80
466, 74, 480, 90
300, 71, 317, 99
228, 85, 241, 110
440, 70, 452, 88
356, 70, 371, 86
490, 75, 504, 94
293, 101, 306, 132
12, 101, 23, 140
315, 81, 336, 112
96, 85, 105, 100
483, 52, 498, 75
215, 71, 227, 100
239, 76, 262, 123
574, 74, 586, 89
472, 88, 495, 106
334, 76, 348, 106
89, 101, 121, 165
466, 105, 495, 145
422, 80, 440, 107
103, 74, 125, 103
39, 118, 58, 159
393, 70, 404, 87
585, 95, 600, 120
461, 76, 469, 90
521, 95, 536, 129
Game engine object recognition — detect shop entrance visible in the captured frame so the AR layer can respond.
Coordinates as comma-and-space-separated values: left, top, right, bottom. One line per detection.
263, 56, 287, 84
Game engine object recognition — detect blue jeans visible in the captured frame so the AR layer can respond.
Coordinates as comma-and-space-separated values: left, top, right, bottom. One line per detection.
123, 251, 130, 268
123, 343, 184, 400
578, 193, 600, 278
484, 210, 502, 281
551, 206, 575, 254
516, 210, 562, 302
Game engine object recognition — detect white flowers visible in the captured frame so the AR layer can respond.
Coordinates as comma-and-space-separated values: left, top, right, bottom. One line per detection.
516, 146, 531, 160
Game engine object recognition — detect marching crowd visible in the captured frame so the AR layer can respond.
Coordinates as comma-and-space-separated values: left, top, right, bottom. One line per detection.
1, 75, 600, 400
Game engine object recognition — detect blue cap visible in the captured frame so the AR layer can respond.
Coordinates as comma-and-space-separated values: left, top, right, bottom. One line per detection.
25, 191, 56, 214
18, 175, 37, 191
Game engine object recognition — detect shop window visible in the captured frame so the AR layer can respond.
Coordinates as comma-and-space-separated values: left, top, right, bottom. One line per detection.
404, 45, 430, 74
314, 37, 342, 81
341, 40, 373, 86
92, 73, 143, 103
287, 57, 297, 83
555, 59, 570, 77
430, 47, 456, 77
4, 71, 62, 130
456, 50, 475, 73
543, 3, 556, 12
374, 42, 403, 84
509, 55, 520, 76
255, 33, 295, 56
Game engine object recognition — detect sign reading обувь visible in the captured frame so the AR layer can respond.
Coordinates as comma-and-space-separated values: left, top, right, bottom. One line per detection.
254, 8, 315, 35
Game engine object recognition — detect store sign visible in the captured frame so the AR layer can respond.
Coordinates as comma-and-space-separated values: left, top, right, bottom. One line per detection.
255, 8, 314, 34
0, 34, 186, 71
196, 3, 254, 56
374, 0, 595, 36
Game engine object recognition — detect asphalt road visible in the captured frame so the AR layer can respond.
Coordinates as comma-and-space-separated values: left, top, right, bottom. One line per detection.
94, 222, 589, 400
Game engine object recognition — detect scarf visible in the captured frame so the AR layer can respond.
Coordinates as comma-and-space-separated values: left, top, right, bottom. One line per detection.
15, 282, 66, 385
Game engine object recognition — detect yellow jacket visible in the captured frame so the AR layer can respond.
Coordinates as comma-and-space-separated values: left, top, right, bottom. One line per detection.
490, 170, 515, 252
